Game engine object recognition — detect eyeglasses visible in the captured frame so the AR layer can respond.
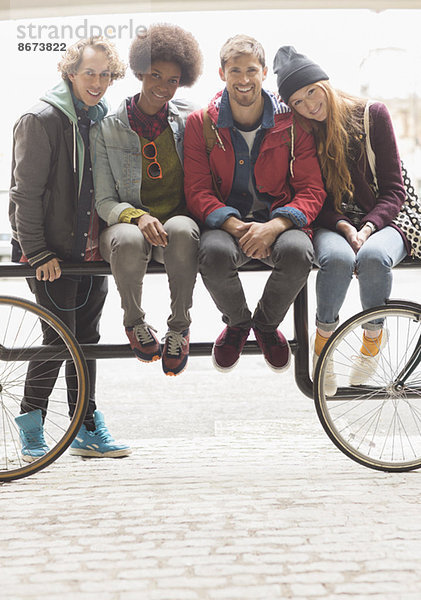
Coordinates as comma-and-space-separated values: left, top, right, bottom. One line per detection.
142, 141, 162, 180
79, 70, 112, 82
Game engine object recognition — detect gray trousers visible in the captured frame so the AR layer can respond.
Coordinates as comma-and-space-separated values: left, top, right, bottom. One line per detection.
199, 228, 314, 332
100, 216, 200, 332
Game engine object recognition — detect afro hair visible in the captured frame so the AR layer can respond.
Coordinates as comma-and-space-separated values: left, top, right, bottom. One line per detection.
129, 23, 202, 87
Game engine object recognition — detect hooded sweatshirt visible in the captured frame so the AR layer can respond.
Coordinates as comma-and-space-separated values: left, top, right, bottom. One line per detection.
9, 79, 107, 267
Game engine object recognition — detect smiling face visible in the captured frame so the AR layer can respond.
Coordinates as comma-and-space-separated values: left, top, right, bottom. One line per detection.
137, 61, 182, 115
219, 54, 267, 109
288, 83, 328, 122
68, 46, 112, 107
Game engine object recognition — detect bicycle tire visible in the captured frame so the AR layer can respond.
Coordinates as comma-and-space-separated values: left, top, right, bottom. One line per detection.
314, 302, 421, 472
0, 295, 89, 481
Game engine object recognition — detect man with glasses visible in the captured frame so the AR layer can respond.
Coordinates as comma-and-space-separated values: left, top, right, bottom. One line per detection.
184, 35, 326, 372
10, 37, 131, 461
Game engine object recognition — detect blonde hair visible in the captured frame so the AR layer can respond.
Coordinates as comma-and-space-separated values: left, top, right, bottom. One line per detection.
293, 80, 365, 211
219, 34, 265, 70
58, 36, 126, 82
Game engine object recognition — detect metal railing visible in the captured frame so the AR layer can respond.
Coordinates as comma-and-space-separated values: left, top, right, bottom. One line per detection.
1, 257, 420, 399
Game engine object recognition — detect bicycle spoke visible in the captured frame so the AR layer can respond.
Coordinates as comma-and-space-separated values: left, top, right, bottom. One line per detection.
0, 296, 88, 481
315, 304, 421, 471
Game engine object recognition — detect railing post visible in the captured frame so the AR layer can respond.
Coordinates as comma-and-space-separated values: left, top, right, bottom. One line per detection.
293, 283, 313, 399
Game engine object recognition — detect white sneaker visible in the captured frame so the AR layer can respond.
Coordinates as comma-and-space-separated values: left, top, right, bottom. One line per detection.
312, 346, 337, 396
349, 329, 389, 386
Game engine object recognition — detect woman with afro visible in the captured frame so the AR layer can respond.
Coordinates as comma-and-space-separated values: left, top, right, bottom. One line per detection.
92, 23, 203, 376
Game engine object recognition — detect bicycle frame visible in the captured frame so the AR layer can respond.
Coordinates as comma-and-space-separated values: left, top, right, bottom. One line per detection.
386, 299, 421, 387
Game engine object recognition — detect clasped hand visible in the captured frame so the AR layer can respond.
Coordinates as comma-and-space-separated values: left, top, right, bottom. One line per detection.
137, 214, 168, 247
236, 222, 276, 259
337, 222, 372, 253
222, 217, 285, 259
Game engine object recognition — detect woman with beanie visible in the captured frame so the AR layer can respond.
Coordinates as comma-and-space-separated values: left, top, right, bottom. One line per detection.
92, 24, 203, 377
273, 46, 409, 394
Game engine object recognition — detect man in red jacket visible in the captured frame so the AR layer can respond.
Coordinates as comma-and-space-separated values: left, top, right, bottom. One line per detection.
184, 34, 326, 372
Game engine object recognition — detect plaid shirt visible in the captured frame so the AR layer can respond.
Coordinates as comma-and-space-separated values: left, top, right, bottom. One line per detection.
127, 94, 168, 141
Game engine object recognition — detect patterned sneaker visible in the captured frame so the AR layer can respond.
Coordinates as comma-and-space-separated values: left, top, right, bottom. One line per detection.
125, 323, 161, 362
212, 326, 250, 372
69, 410, 131, 458
253, 327, 291, 372
349, 329, 388, 386
162, 329, 190, 377
15, 409, 50, 463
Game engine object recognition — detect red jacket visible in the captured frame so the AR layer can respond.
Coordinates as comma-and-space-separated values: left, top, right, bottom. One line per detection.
184, 90, 326, 230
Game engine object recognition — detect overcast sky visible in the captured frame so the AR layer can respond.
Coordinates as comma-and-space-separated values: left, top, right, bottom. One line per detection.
1, 7, 421, 192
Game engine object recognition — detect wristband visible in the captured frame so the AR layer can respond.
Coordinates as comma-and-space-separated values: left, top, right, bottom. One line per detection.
363, 222, 376, 234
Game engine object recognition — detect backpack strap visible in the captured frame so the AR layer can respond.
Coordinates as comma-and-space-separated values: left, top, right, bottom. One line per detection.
202, 107, 219, 154
202, 108, 224, 202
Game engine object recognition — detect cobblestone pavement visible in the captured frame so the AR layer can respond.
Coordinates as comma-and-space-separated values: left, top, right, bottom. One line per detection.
1, 273, 421, 599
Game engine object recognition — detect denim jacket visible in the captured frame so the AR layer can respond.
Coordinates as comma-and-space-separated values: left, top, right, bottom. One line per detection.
90, 97, 195, 226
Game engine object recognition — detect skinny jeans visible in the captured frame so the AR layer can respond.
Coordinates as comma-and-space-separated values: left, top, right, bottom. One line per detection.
199, 228, 314, 332
100, 215, 200, 333
22, 274, 108, 428
313, 226, 407, 331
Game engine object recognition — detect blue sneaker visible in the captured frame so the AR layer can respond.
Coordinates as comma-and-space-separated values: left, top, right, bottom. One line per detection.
69, 410, 131, 458
15, 409, 50, 463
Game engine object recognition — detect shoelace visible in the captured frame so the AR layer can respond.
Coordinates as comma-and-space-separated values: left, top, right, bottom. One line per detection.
353, 353, 371, 360
351, 353, 379, 364
23, 430, 47, 448
163, 331, 187, 357
134, 323, 157, 345
349, 354, 377, 382
93, 425, 115, 443
224, 328, 247, 347
258, 330, 279, 346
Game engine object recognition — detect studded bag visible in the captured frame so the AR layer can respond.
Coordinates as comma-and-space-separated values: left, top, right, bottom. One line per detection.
364, 101, 421, 259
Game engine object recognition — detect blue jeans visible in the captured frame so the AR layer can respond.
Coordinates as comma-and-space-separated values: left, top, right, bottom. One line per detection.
313, 226, 407, 331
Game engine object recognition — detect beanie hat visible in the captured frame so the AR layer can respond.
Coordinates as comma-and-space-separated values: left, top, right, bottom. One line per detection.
273, 46, 329, 104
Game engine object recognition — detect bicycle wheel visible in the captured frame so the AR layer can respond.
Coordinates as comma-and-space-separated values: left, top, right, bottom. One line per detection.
314, 302, 421, 472
0, 295, 89, 481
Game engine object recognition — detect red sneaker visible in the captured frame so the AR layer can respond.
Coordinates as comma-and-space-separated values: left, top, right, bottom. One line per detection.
125, 323, 161, 362
162, 329, 190, 377
212, 326, 250, 371
253, 327, 291, 372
